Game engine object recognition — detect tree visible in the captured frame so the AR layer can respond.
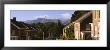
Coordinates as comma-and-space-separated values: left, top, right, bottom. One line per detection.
31, 20, 65, 40
56, 20, 65, 39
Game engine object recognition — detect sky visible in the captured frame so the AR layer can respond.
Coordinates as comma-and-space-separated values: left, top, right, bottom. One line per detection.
11, 10, 75, 21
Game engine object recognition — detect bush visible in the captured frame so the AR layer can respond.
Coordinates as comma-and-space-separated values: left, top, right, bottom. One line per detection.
65, 25, 75, 40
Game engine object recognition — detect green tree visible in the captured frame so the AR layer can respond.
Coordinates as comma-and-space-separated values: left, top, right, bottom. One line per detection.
31, 20, 65, 40
56, 20, 65, 39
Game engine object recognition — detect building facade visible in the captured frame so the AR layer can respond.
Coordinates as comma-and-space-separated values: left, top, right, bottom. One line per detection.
63, 10, 100, 40
11, 17, 38, 40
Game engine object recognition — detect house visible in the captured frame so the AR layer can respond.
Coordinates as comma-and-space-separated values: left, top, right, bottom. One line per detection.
63, 10, 100, 40
11, 17, 38, 40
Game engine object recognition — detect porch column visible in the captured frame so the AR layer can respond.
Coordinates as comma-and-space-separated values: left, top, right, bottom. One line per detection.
89, 23, 94, 38
81, 32, 84, 40
74, 22, 80, 40
92, 10, 100, 40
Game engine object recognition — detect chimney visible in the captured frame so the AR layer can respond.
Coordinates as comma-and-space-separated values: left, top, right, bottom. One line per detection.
13, 17, 16, 21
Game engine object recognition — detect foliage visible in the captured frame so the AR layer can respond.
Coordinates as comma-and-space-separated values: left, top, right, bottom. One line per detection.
31, 20, 64, 40
65, 25, 75, 40
57, 34, 64, 40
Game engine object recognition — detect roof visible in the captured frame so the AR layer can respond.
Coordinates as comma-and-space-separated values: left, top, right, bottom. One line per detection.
11, 19, 38, 31
63, 22, 75, 29
75, 11, 92, 22
63, 11, 92, 29
11, 23, 18, 29
11, 19, 27, 29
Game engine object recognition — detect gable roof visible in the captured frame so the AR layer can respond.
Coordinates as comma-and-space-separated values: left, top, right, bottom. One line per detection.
11, 19, 28, 29
75, 11, 92, 22
63, 11, 92, 30
11, 19, 38, 30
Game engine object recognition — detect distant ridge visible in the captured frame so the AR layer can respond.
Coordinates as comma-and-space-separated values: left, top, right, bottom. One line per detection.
23, 18, 70, 25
